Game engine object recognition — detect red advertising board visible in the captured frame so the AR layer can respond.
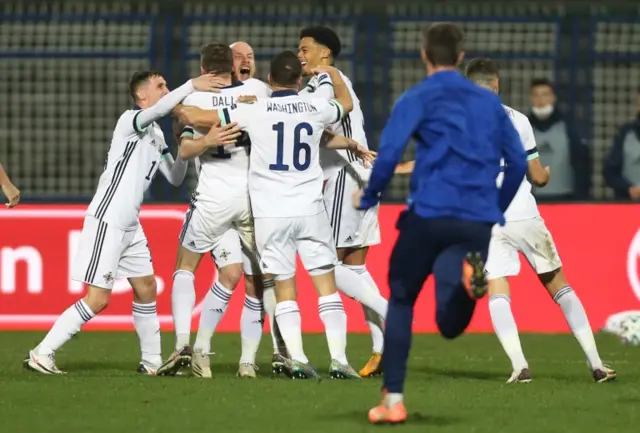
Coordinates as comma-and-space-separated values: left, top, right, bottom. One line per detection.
1, 204, 639, 332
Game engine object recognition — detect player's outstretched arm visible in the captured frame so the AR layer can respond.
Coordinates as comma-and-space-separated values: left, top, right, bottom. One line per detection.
312, 66, 353, 114
321, 132, 376, 167
158, 150, 188, 186
497, 106, 527, 212
173, 106, 221, 131
135, 74, 221, 131
0, 161, 20, 208
178, 122, 242, 160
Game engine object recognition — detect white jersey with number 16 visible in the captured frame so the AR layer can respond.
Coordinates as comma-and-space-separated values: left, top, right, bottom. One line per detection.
217, 91, 344, 218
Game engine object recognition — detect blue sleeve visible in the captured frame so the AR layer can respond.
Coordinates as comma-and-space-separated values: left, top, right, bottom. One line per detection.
497, 105, 527, 214
359, 91, 423, 209
603, 124, 632, 198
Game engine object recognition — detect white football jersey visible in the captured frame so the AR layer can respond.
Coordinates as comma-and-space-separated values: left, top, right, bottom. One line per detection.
181, 79, 271, 202
498, 105, 540, 222
87, 109, 168, 229
301, 69, 369, 180
218, 90, 344, 218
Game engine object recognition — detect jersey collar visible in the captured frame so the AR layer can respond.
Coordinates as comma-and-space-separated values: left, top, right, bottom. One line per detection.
271, 89, 298, 98
133, 104, 142, 110
222, 81, 244, 89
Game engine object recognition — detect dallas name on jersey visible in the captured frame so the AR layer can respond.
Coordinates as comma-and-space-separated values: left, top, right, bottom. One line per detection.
86, 109, 168, 230
301, 69, 369, 180
181, 78, 270, 201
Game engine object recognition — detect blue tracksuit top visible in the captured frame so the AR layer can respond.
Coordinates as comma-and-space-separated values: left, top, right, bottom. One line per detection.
359, 70, 527, 226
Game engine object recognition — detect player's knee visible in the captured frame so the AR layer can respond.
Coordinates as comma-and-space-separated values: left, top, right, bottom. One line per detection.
131, 275, 157, 303
83, 285, 111, 314
436, 314, 465, 340
218, 264, 243, 290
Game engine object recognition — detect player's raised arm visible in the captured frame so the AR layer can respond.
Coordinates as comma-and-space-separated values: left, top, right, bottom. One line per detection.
497, 104, 527, 212
0, 161, 20, 208
178, 122, 242, 161
312, 65, 353, 114
520, 117, 550, 187
173, 105, 222, 131
357, 91, 423, 210
133, 74, 221, 132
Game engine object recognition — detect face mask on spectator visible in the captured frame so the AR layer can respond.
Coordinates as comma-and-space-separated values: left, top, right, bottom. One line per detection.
531, 104, 553, 118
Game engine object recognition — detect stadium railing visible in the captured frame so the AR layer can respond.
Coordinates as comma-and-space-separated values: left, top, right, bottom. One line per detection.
1, 7, 638, 203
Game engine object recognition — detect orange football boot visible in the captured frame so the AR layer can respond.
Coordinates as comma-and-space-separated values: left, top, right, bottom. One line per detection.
359, 353, 383, 377
368, 390, 407, 425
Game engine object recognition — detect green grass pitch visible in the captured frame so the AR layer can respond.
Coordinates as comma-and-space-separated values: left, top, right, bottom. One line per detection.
1, 332, 638, 433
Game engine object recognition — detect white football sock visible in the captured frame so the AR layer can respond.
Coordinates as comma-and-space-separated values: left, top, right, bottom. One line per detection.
239, 295, 263, 364
489, 295, 528, 371
262, 278, 280, 354
318, 292, 348, 365
334, 264, 387, 318
345, 264, 386, 354
171, 270, 195, 349
275, 300, 308, 364
554, 286, 604, 370
364, 307, 385, 353
132, 301, 162, 369
38, 299, 95, 355
193, 280, 233, 354
385, 393, 404, 408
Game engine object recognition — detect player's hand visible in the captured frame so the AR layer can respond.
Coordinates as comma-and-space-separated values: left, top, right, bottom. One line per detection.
236, 95, 257, 104
204, 122, 242, 147
352, 189, 364, 209
629, 185, 640, 200
191, 74, 226, 92
544, 166, 550, 176
2, 182, 20, 208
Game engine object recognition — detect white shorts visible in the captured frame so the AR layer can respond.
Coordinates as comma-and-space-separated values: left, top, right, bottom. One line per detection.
179, 196, 259, 275
254, 212, 339, 276
71, 216, 154, 290
485, 216, 563, 280
324, 167, 381, 249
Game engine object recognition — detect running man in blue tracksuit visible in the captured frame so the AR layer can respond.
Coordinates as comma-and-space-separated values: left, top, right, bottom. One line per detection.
353, 23, 527, 424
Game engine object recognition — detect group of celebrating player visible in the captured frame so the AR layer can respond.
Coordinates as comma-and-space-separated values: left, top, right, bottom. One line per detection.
20, 22, 616, 425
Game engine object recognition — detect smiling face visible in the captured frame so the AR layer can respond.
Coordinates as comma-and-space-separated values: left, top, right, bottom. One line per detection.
136, 75, 169, 107
231, 41, 255, 81
297, 37, 330, 76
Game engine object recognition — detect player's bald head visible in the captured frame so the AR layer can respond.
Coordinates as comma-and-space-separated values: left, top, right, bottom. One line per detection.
230, 41, 256, 81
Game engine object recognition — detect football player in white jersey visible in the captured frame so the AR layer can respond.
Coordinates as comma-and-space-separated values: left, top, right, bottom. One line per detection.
24, 71, 232, 375
229, 40, 292, 373
194, 51, 369, 379
157, 43, 272, 379
298, 26, 387, 377
464, 58, 616, 383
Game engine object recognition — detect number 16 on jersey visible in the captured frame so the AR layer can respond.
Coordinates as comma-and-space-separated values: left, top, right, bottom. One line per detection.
269, 122, 312, 171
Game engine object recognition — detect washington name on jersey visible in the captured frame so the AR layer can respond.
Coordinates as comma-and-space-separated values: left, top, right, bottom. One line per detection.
219, 91, 344, 218
181, 78, 271, 202
86, 109, 168, 230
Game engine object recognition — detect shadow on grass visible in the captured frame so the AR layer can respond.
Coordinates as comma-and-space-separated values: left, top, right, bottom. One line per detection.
323, 409, 462, 426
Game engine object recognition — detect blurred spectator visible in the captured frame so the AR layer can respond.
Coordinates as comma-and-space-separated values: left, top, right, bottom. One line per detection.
527, 78, 591, 201
603, 90, 640, 201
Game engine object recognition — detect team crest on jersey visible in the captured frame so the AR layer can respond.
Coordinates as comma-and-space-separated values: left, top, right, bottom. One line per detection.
103, 271, 115, 285
219, 249, 230, 260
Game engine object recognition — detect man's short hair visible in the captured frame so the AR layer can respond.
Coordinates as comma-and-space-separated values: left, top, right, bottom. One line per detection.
530, 77, 555, 91
200, 42, 234, 74
270, 51, 302, 87
300, 26, 342, 58
465, 58, 499, 84
422, 23, 464, 66
129, 70, 163, 102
